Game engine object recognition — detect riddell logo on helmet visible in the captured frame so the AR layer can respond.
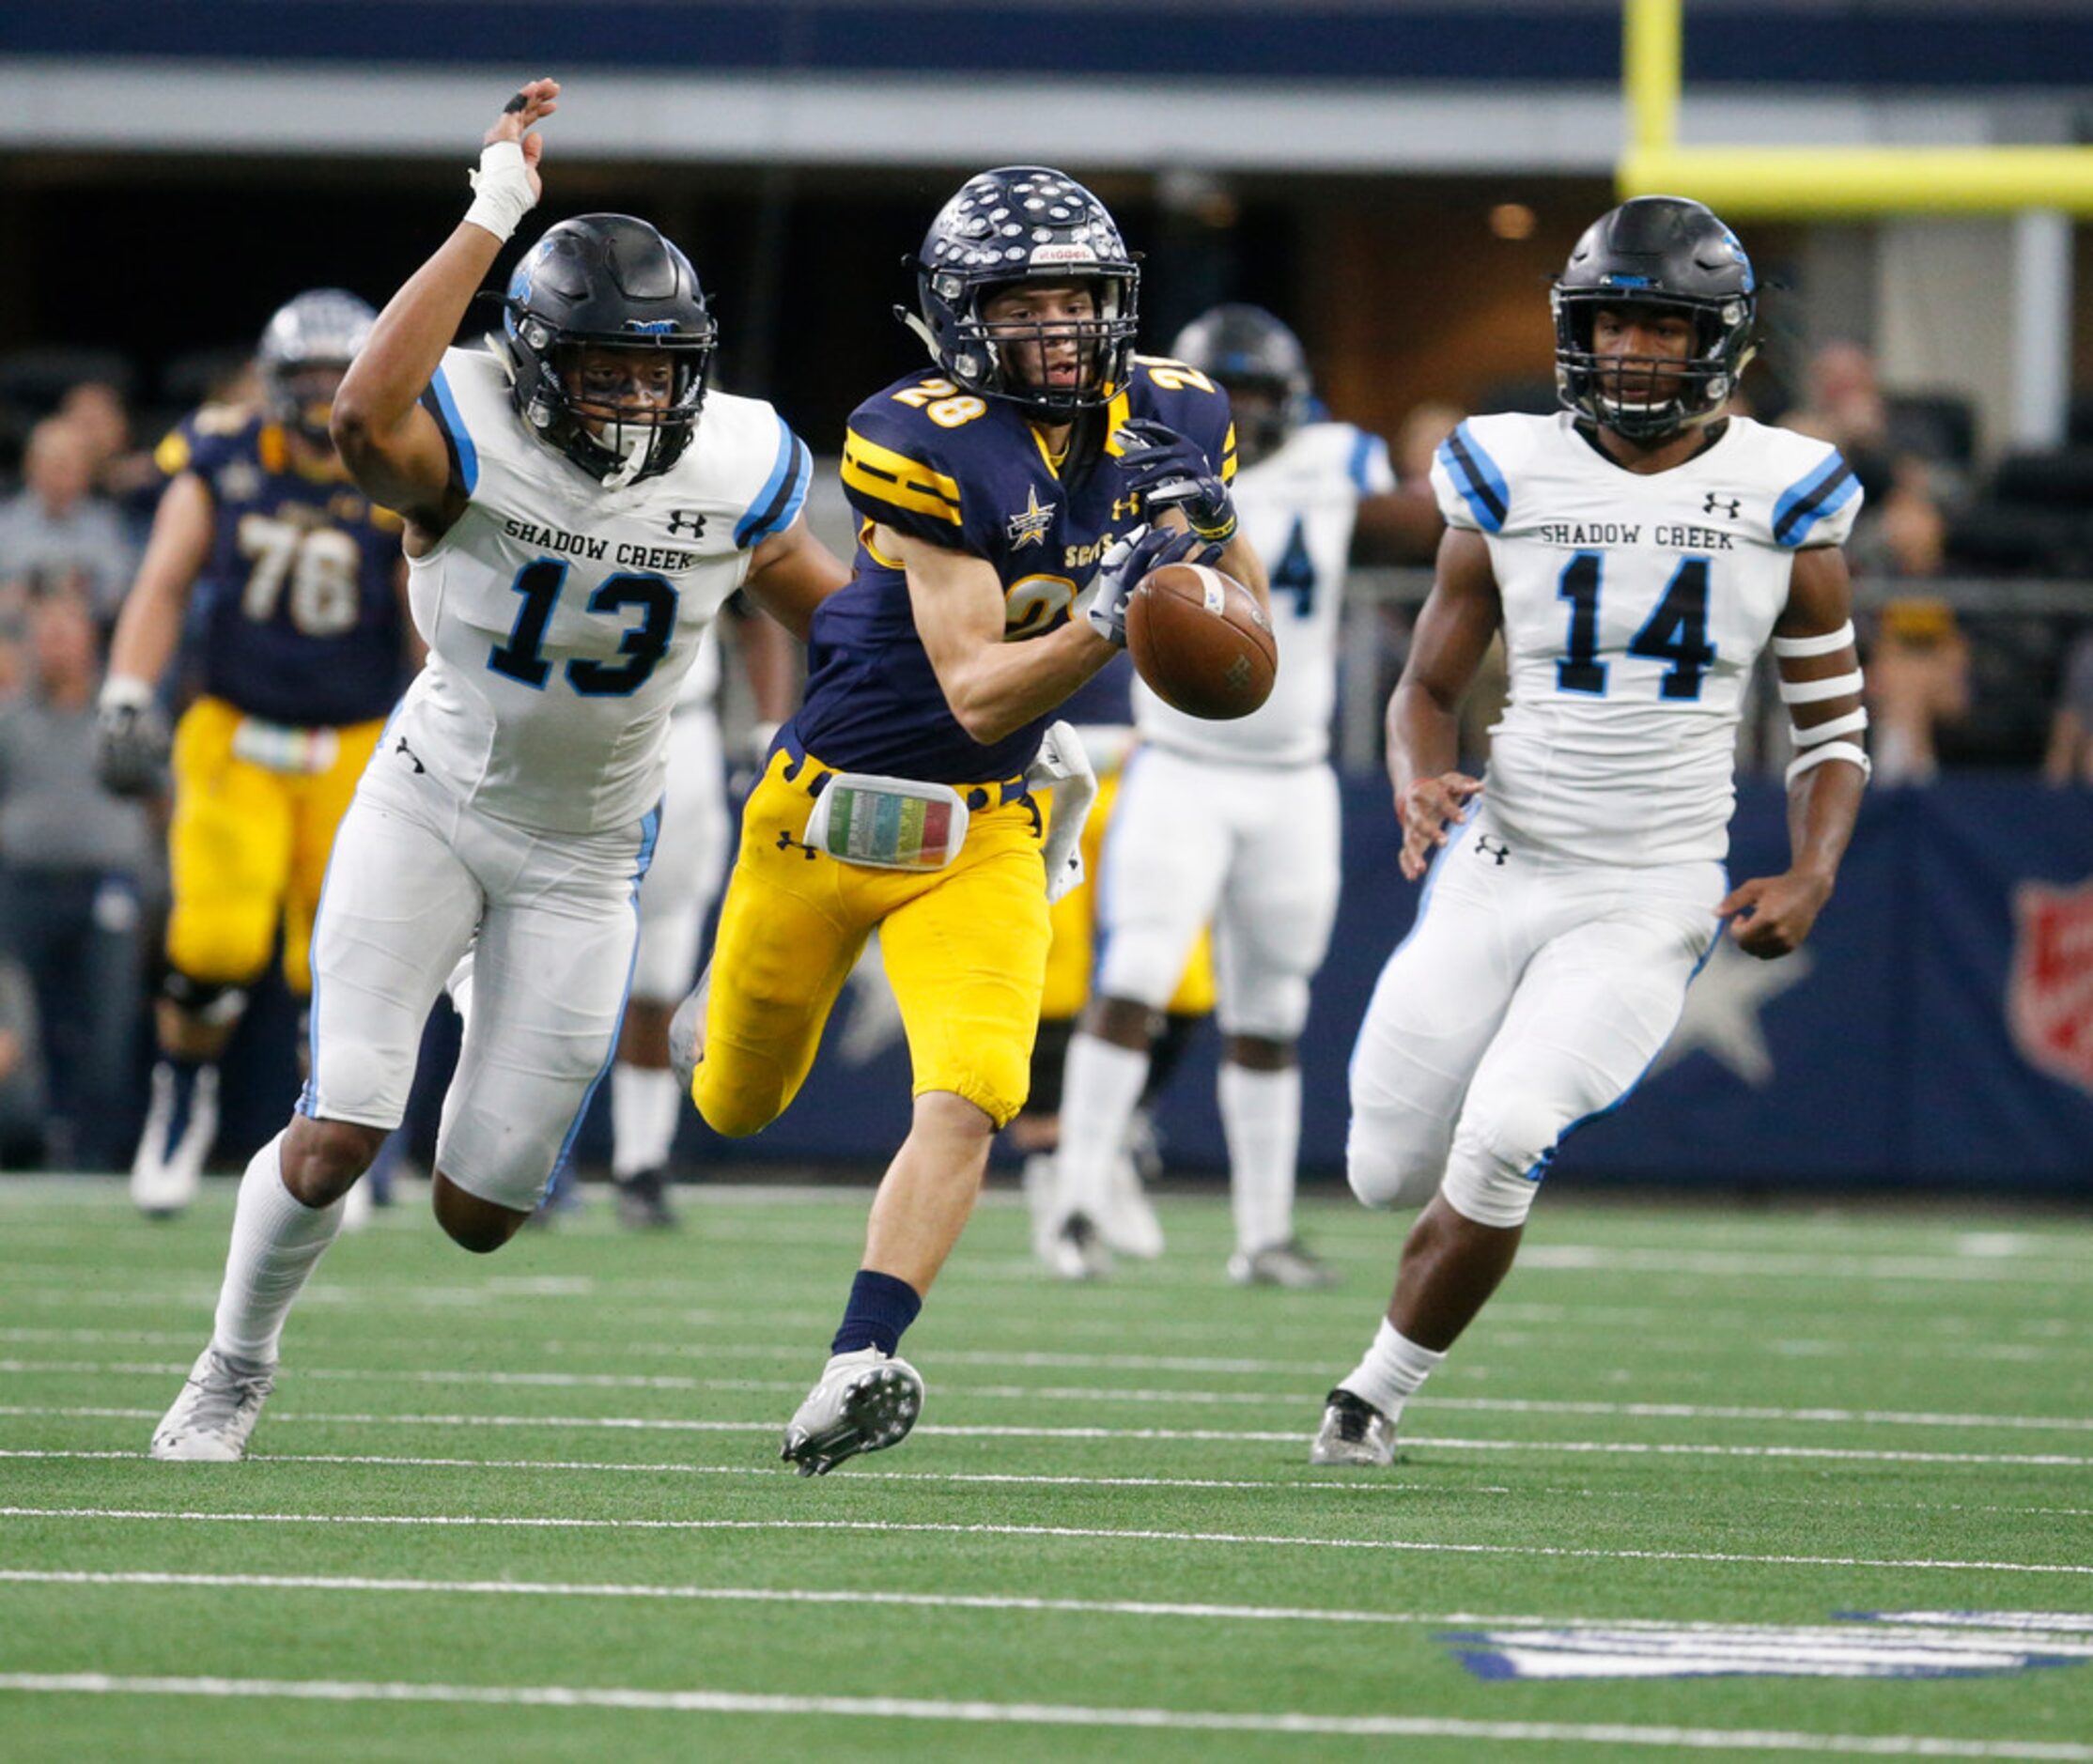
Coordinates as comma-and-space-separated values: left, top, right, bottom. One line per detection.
1030, 243, 1100, 266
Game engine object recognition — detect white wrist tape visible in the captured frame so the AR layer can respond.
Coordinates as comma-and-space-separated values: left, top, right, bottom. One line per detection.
464, 140, 536, 241
1777, 669, 1865, 704
1791, 706, 1869, 748
99, 673, 154, 713
1770, 622, 1855, 658
1786, 740, 1871, 786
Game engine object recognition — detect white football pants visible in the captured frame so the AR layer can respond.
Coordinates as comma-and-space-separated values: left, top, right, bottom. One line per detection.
1096, 743, 1341, 1040
630, 704, 730, 1004
1346, 815, 1723, 1226
302, 738, 656, 1212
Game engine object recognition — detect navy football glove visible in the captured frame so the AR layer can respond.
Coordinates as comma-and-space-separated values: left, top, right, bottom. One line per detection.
94, 676, 168, 798
1080, 524, 1217, 648
1114, 418, 1237, 545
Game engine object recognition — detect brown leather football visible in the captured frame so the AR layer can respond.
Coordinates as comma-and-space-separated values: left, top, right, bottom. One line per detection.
1125, 562, 1277, 720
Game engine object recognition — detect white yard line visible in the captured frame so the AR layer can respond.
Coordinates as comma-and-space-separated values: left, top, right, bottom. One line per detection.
8, 1323, 2089, 1371
0, 1673, 2086, 1756
2, 1506, 2089, 1577
8, 1358, 2093, 1436
0, 1568, 1521, 1626
8, 1403, 2093, 1466
9, 1449, 2092, 1520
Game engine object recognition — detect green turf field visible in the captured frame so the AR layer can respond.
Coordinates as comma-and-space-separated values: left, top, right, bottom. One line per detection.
2, 1175, 2090, 1761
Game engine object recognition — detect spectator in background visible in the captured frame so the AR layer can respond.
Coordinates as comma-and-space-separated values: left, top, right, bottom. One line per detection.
1867, 598, 1971, 785
59, 380, 163, 509
0, 951, 48, 1168
0, 416, 139, 625
2042, 627, 2093, 785
1784, 341, 1949, 581
0, 587, 152, 1168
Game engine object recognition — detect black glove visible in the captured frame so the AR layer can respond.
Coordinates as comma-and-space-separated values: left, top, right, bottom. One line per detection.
1081, 524, 1217, 648
94, 677, 168, 797
1114, 418, 1237, 544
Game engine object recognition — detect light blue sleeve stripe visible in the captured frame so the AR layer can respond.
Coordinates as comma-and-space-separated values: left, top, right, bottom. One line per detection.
1347, 427, 1375, 494
1772, 451, 1849, 531
734, 418, 809, 548
427, 364, 478, 497
1437, 423, 1509, 534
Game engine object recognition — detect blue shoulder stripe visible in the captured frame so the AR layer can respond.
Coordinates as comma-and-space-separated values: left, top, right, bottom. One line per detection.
1346, 427, 1379, 494
1773, 451, 1858, 549
1438, 421, 1508, 533
736, 419, 812, 548
426, 364, 478, 497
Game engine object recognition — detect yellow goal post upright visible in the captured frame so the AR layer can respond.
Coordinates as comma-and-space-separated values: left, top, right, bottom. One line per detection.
1617, 0, 2093, 217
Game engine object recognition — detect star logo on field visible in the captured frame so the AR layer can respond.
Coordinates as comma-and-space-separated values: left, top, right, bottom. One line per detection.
1006, 484, 1056, 551
1651, 937, 1814, 1087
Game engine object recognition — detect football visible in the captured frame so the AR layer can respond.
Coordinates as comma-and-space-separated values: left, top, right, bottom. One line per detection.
1125, 562, 1277, 720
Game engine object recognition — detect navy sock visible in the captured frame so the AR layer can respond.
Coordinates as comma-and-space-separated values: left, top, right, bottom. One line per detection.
158, 1056, 209, 1157
830, 1269, 922, 1357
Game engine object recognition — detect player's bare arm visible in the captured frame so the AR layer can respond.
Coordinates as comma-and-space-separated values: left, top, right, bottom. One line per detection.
105, 472, 215, 688
740, 513, 851, 644
332, 78, 560, 540
1716, 543, 1868, 959
890, 522, 1118, 745
1388, 525, 1499, 881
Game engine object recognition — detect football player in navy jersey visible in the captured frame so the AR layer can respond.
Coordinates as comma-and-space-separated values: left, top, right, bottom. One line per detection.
675, 166, 1270, 1473
97, 289, 415, 1218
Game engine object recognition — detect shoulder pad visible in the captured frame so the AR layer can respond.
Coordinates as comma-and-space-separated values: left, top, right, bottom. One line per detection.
1763, 428, 1864, 549
841, 378, 980, 544
1432, 415, 1525, 534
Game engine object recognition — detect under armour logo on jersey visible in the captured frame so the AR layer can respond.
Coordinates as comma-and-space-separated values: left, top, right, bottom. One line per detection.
665, 509, 707, 538
1703, 493, 1742, 519
775, 828, 821, 861
1110, 493, 1142, 522
1475, 834, 1510, 865
395, 735, 425, 774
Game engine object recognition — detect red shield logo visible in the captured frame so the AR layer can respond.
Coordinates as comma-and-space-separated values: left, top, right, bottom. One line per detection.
2008, 878, 2093, 1096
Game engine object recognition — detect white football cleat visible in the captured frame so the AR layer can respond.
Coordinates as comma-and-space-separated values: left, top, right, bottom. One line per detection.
1100, 1151, 1164, 1260
1310, 1387, 1397, 1467
130, 1063, 218, 1218
1045, 1211, 1113, 1281
780, 1347, 924, 1477
337, 1176, 373, 1233
151, 1346, 275, 1462
1229, 1238, 1339, 1289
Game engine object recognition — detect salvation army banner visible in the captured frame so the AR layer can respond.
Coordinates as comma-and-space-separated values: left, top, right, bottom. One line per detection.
665, 778, 2093, 1194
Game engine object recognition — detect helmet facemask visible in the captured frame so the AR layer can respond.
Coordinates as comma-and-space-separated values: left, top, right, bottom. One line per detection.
945, 271, 1138, 415
1553, 290, 1752, 443
509, 317, 712, 488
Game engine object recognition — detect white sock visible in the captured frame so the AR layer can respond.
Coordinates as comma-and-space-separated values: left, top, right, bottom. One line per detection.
1054, 1033, 1151, 1220
209, 1130, 348, 1366
1339, 1319, 1446, 1424
612, 1064, 680, 1179
1220, 1060, 1300, 1255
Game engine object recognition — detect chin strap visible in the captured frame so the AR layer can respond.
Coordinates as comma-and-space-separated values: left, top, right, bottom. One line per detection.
896, 308, 942, 365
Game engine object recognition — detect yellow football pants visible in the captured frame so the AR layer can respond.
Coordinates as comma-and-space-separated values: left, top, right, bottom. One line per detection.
694, 748, 1052, 1136
165, 695, 386, 998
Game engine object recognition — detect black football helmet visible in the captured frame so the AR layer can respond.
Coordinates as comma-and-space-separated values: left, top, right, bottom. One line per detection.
902, 166, 1139, 416
1169, 303, 1312, 467
258, 288, 377, 448
1553, 195, 1757, 442
501, 214, 717, 486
